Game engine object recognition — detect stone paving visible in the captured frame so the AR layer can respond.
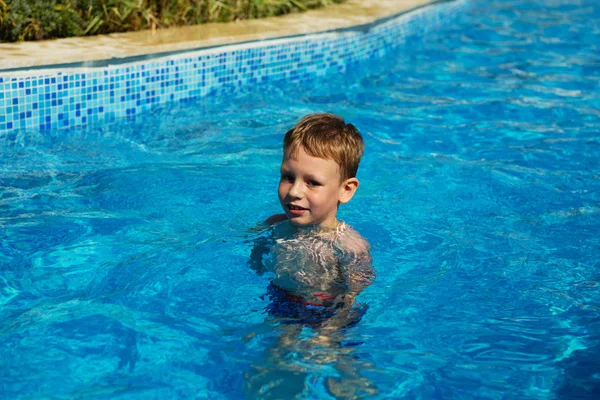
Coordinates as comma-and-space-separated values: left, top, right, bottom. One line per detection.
0, 0, 433, 70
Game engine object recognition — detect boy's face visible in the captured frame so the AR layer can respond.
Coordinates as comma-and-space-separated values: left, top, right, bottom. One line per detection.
278, 146, 358, 230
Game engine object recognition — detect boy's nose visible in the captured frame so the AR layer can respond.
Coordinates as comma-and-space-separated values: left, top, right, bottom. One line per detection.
288, 181, 304, 198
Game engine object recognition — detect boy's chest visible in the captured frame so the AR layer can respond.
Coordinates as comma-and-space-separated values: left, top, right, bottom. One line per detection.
268, 237, 344, 290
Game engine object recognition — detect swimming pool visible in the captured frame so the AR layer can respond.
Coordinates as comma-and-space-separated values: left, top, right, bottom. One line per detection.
2, 0, 599, 398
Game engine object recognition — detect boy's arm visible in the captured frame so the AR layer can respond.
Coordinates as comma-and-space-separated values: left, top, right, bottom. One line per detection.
321, 245, 375, 332
339, 236, 375, 294
249, 214, 287, 233
265, 213, 288, 225
248, 235, 271, 275
248, 215, 287, 274
249, 214, 287, 236
339, 248, 375, 306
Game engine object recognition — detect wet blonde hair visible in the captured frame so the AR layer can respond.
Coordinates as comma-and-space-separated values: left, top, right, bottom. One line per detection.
283, 113, 364, 181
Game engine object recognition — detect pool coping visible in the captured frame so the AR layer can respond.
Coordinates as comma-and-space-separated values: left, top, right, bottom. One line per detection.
1, 0, 437, 72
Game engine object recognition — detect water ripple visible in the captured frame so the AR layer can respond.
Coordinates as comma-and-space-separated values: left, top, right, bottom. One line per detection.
2, 0, 600, 398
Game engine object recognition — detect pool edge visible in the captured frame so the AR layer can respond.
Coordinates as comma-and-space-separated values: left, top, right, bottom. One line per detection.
0, 0, 468, 134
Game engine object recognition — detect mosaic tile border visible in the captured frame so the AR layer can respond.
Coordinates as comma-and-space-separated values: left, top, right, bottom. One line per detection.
0, 0, 465, 134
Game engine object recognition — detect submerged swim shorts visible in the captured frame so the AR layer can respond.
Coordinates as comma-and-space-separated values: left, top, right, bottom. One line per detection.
263, 282, 367, 328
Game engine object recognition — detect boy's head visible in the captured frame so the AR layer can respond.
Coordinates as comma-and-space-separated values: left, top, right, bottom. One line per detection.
278, 113, 365, 230
283, 113, 364, 182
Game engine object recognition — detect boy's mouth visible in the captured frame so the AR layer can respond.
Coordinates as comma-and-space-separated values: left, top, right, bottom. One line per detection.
287, 204, 308, 215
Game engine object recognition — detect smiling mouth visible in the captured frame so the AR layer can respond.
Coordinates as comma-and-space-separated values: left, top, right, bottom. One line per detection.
287, 205, 308, 212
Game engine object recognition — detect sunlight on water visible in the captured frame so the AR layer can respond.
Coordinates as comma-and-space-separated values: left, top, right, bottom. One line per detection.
1, 0, 599, 398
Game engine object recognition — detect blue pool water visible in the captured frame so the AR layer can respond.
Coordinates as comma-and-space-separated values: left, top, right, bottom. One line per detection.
2, 0, 600, 398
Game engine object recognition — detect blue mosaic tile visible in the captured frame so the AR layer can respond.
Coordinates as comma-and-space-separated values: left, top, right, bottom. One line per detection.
0, 0, 465, 134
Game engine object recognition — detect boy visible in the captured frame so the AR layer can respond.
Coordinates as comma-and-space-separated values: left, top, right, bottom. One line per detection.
250, 113, 375, 328
245, 113, 378, 399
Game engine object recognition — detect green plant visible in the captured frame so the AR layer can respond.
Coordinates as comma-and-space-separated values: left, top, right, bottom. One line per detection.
0, 0, 346, 42
1, 1, 85, 41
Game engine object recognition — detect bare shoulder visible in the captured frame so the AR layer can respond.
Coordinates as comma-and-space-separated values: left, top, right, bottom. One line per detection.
337, 224, 371, 259
265, 213, 288, 226
336, 224, 375, 289
248, 214, 287, 232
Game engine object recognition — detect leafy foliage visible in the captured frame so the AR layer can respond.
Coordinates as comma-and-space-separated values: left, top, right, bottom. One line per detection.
0, 0, 345, 42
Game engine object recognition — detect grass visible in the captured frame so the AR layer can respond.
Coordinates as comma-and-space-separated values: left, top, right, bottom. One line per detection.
0, 0, 346, 42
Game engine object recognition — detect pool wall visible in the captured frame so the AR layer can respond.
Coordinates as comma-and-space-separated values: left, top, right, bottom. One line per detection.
0, 0, 465, 134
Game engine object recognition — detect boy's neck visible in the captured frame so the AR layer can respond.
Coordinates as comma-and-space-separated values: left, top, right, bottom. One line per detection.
291, 219, 341, 235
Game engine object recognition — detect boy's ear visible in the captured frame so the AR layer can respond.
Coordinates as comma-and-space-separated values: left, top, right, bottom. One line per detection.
339, 178, 359, 204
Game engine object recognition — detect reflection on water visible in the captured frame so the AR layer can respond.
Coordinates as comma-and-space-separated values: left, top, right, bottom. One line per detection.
245, 316, 378, 399
1, 0, 600, 398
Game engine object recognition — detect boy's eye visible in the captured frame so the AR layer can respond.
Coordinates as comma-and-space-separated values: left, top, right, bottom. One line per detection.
308, 180, 322, 187
281, 174, 294, 182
